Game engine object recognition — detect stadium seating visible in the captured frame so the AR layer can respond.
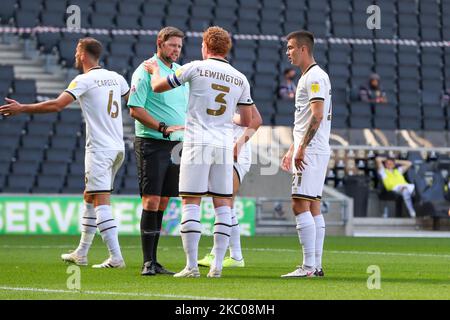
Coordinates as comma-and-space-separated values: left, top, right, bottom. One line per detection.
0, 0, 449, 195
2, 0, 446, 129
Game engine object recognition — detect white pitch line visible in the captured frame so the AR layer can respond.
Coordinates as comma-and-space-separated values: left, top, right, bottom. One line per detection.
1, 244, 450, 259
245, 247, 450, 259
0, 245, 73, 249
326, 250, 450, 259
0, 286, 235, 300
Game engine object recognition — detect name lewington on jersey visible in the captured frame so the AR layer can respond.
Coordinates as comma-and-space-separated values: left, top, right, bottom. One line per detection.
199, 69, 244, 87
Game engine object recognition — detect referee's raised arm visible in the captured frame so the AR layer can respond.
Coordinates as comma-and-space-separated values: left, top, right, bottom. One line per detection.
126, 27, 189, 276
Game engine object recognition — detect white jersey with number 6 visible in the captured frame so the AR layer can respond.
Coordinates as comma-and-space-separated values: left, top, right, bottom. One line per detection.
65, 67, 130, 152
294, 63, 331, 155
167, 58, 254, 150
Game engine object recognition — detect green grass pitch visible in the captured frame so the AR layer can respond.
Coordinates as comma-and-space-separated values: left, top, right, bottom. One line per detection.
0, 235, 449, 300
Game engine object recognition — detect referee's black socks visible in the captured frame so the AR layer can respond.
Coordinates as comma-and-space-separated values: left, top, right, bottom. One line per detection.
153, 210, 164, 263
140, 210, 159, 263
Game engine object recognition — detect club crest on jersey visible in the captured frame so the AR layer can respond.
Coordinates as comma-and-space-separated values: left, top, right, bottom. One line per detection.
130, 84, 136, 93
311, 82, 320, 94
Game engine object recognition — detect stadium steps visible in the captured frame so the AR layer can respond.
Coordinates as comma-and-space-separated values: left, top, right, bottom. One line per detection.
0, 39, 68, 97
1, 37, 138, 139
256, 223, 296, 235
353, 229, 450, 238
353, 217, 420, 236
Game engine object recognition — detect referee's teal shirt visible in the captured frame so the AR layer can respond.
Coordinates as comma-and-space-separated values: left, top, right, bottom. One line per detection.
127, 54, 188, 141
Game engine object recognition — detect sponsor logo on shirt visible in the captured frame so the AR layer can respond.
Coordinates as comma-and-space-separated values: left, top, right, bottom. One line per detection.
311, 82, 320, 94
175, 68, 184, 78
67, 81, 77, 90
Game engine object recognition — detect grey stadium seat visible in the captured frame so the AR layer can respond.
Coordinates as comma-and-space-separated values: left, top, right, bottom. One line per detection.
44, 0, 68, 13
16, 148, 44, 162
41, 12, 65, 27
15, 10, 39, 28
45, 148, 72, 162
349, 116, 372, 129
0, 0, 16, 23
93, 0, 118, 15
41, 161, 68, 176
0, 161, 11, 175
5, 174, 35, 193
34, 175, 65, 193
21, 135, 48, 149
11, 160, 40, 175
50, 136, 78, 150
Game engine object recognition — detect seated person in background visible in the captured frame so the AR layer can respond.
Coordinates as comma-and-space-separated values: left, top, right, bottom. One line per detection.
359, 73, 387, 104
278, 68, 297, 100
376, 156, 416, 218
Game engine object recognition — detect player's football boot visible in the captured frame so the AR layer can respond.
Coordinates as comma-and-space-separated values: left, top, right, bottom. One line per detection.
141, 261, 156, 276
174, 266, 200, 278
207, 268, 222, 278
92, 257, 126, 269
197, 253, 214, 267
154, 262, 175, 275
314, 268, 325, 277
281, 266, 316, 278
61, 251, 88, 266
222, 256, 245, 268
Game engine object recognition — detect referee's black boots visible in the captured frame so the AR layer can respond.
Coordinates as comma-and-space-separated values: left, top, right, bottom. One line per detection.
141, 261, 156, 276
141, 261, 175, 276
155, 262, 175, 275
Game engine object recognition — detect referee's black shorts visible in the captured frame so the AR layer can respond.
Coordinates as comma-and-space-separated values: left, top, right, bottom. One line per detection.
134, 136, 181, 197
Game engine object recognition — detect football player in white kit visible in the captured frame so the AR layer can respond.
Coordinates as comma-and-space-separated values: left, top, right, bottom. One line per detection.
145, 26, 256, 278
197, 106, 262, 268
280, 30, 332, 278
0, 38, 129, 268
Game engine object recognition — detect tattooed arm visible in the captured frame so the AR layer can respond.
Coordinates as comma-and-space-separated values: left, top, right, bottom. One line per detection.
301, 102, 324, 149
294, 100, 324, 171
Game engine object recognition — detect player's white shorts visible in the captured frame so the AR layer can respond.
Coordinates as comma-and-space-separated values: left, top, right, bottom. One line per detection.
234, 148, 251, 184
179, 144, 233, 198
292, 153, 330, 201
85, 150, 124, 194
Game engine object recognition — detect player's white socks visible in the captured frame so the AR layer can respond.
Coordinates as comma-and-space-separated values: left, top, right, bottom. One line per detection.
295, 211, 316, 270
95, 205, 123, 261
209, 208, 242, 261
180, 204, 202, 269
229, 208, 243, 261
314, 214, 326, 270
212, 206, 232, 271
75, 202, 96, 257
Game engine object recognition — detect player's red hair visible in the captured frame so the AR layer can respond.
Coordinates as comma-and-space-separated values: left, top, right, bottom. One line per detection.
203, 26, 232, 57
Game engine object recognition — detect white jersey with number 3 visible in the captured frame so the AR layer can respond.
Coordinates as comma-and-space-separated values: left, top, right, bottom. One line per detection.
294, 63, 332, 155
65, 67, 130, 152
167, 58, 254, 149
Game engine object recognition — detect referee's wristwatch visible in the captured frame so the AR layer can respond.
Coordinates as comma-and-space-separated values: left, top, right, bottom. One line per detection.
158, 121, 170, 139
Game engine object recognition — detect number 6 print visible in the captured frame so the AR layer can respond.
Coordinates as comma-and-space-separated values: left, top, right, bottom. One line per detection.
107, 90, 119, 118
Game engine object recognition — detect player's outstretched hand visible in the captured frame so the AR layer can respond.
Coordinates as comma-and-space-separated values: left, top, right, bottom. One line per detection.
294, 148, 308, 172
0, 98, 23, 117
281, 150, 293, 172
165, 125, 184, 135
143, 59, 158, 75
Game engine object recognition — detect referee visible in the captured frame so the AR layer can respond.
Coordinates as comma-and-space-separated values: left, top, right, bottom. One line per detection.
127, 27, 188, 276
